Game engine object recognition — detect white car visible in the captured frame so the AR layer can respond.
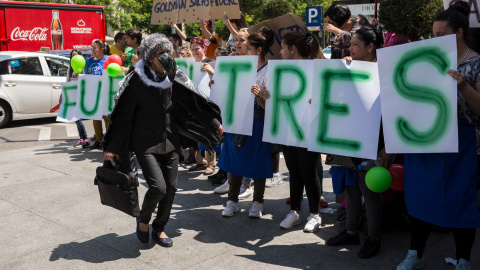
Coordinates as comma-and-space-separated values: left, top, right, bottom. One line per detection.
0, 51, 70, 128
322, 46, 332, 59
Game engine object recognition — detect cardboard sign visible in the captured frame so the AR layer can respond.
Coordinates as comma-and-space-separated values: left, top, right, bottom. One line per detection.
377, 34, 458, 153
151, 0, 240, 25
248, 14, 309, 60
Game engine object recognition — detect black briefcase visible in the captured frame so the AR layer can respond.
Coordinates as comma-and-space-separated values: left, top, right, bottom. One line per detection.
94, 160, 140, 217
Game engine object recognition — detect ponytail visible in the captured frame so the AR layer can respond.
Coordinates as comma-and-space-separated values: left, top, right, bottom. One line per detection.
282, 32, 321, 59
247, 27, 274, 58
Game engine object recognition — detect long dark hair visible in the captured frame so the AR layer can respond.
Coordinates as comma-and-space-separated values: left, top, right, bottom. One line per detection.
68, 49, 83, 75
435, 0, 470, 42
324, 3, 351, 27
354, 25, 384, 56
92, 39, 111, 56
247, 27, 274, 59
282, 32, 321, 59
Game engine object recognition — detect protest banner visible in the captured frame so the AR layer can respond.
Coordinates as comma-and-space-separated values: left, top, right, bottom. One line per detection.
176, 58, 212, 96
151, 0, 240, 25
377, 34, 458, 153
209, 55, 258, 135
57, 73, 124, 122
308, 59, 382, 160
57, 81, 78, 122
263, 60, 314, 148
191, 62, 212, 96
248, 14, 309, 60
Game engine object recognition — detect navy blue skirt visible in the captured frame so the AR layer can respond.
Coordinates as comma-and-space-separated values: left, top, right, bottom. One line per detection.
404, 114, 480, 228
218, 119, 273, 179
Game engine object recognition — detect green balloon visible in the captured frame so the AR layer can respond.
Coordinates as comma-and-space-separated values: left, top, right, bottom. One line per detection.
71, 55, 85, 74
106, 63, 121, 77
365, 166, 392, 193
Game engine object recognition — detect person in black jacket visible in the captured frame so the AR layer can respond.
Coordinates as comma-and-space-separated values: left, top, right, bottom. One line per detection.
103, 33, 223, 247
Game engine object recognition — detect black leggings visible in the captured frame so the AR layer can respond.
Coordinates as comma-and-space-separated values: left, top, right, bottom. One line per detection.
228, 173, 266, 203
272, 152, 280, 174
410, 216, 476, 261
283, 146, 321, 213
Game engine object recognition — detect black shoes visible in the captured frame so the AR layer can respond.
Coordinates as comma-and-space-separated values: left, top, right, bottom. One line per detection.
210, 169, 227, 186
326, 229, 360, 246
152, 230, 173, 247
136, 217, 149, 244
357, 237, 381, 259
89, 140, 102, 150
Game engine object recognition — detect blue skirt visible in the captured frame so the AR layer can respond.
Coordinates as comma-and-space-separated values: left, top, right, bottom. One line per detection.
331, 166, 358, 194
404, 114, 480, 228
218, 119, 273, 179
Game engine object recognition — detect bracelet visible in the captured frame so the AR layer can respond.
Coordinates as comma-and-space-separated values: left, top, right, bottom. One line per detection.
255, 96, 261, 102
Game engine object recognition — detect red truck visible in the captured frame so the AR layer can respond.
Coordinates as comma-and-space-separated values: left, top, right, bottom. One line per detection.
0, 0, 106, 51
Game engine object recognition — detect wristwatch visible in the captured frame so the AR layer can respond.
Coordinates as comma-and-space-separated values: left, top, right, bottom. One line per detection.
255, 96, 261, 102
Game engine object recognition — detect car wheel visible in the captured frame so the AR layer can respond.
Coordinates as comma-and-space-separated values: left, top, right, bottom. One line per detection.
0, 100, 11, 129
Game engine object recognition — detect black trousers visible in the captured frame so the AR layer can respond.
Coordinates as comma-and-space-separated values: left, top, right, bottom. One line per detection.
410, 216, 476, 261
283, 146, 321, 214
136, 151, 178, 232
228, 173, 266, 203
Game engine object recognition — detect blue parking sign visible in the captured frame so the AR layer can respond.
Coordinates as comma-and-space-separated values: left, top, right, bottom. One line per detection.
306, 6, 323, 30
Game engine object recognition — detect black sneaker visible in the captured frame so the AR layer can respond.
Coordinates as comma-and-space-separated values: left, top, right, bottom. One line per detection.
89, 140, 102, 150
208, 169, 223, 180
357, 237, 381, 259
326, 229, 360, 246
212, 177, 226, 186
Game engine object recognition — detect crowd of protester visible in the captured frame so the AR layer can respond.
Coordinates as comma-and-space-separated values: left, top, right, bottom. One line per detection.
64, 2, 480, 269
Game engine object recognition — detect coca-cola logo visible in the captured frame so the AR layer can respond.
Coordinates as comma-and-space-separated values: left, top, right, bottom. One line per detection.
51, 29, 62, 35
11, 27, 48, 41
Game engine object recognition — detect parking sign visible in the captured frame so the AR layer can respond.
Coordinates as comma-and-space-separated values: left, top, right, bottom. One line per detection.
306, 6, 323, 31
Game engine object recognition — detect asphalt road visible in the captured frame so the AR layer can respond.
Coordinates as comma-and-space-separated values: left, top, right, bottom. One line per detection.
0, 118, 98, 152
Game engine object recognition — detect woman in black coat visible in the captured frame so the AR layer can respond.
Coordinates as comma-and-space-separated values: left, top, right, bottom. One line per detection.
103, 33, 223, 247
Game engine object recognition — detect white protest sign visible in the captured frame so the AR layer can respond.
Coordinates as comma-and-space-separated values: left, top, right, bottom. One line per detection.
74, 75, 105, 120
191, 62, 212, 96
176, 57, 195, 79
263, 60, 314, 148
210, 55, 258, 135
308, 59, 382, 160
377, 34, 458, 153
101, 73, 124, 115
443, 0, 480, 27
57, 81, 78, 122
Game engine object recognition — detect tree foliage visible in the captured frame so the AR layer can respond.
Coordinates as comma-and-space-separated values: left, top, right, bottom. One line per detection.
379, 0, 444, 41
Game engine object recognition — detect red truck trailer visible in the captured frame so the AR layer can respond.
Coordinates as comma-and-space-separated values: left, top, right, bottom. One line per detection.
0, 0, 106, 51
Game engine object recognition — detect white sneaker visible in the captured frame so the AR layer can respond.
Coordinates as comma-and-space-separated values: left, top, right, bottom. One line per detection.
222, 200, 239, 217
304, 213, 322, 232
396, 250, 425, 270
238, 185, 253, 200
280, 210, 301, 229
214, 181, 229, 194
265, 174, 282, 188
249, 201, 263, 218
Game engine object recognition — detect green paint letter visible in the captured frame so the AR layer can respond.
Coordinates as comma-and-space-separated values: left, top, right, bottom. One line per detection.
61, 85, 77, 119
393, 47, 451, 145
271, 65, 307, 141
107, 76, 120, 113
317, 69, 371, 151
79, 79, 102, 117
218, 61, 253, 125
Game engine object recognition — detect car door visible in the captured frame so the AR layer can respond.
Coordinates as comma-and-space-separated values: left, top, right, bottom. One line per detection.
43, 56, 69, 112
0, 56, 52, 114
